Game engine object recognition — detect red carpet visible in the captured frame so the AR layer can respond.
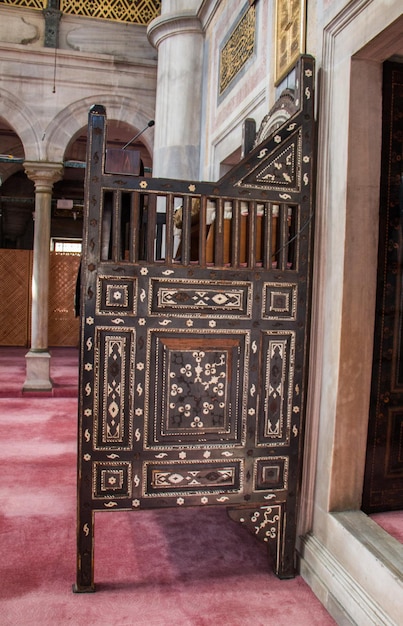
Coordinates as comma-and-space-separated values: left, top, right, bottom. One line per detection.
370, 510, 403, 543
1, 347, 400, 624
0, 347, 337, 625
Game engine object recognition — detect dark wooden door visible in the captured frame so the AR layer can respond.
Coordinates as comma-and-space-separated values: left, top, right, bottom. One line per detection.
362, 62, 403, 513
74, 55, 315, 592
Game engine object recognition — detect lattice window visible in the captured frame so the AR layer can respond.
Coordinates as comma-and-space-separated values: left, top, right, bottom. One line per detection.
0, 0, 45, 9
60, 0, 161, 25
0, 0, 161, 24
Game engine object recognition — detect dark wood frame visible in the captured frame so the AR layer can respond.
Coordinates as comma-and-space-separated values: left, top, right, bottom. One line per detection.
74, 55, 315, 592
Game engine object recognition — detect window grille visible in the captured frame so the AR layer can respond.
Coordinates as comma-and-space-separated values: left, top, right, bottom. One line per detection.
60, 0, 160, 25
0, 0, 45, 9
0, 0, 161, 24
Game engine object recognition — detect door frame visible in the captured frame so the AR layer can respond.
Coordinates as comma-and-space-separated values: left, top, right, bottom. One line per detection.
297, 7, 403, 626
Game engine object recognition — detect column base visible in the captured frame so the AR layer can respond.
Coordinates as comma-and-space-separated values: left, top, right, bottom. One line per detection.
23, 350, 52, 391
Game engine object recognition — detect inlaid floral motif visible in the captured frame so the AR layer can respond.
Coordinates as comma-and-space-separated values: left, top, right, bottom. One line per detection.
167, 350, 227, 430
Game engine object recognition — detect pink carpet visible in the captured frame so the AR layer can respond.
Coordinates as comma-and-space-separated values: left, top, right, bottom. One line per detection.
0, 347, 399, 625
0, 348, 337, 625
370, 510, 403, 543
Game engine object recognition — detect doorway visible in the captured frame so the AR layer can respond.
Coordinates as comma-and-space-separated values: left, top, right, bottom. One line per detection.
362, 61, 403, 513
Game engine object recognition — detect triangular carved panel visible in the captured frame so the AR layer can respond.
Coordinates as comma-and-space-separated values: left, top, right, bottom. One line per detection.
235, 131, 301, 193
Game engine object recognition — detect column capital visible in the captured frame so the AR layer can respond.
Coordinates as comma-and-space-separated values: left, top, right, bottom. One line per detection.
24, 161, 63, 191
147, 10, 203, 49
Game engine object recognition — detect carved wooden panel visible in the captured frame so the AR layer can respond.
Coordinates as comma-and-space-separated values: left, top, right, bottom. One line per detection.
146, 332, 247, 447
48, 252, 80, 346
75, 55, 315, 592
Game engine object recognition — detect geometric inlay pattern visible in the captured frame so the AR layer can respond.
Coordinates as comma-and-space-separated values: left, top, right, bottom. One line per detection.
151, 278, 252, 318
254, 457, 289, 491
74, 54, 315, 589
96, 276, 137, 316
258, 332, 295, 445
256, 144, 296, 186
144, 460, 242, 496
93, 329, 135, 449
146, 332, 248, 447
236, 133, 302, 193
228, 504, 282, 545
166, 348, 228, 431
93, 462, 132, 499
262, 283, 297, 320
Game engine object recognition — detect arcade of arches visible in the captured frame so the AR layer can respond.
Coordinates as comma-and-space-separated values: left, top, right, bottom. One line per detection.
0, 115, 152, 349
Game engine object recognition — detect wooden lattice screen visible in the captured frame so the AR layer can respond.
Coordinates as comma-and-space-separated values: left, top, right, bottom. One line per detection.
0, 249, 79, 347
0, 249, 32, 346
48, 252, 80, 347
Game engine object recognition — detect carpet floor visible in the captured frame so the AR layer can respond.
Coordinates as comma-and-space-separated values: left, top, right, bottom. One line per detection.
0, 348, 338, 625
0, 394, 337, 625
0, 348, 400, 625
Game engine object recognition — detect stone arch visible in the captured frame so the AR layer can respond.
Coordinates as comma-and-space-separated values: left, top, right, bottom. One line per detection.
45, 95, 155, 162
0, 88, 42, 162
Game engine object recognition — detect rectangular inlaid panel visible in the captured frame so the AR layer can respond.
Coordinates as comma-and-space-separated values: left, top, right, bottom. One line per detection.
145, 331, 248, 448
143, 460, 243, 497
149, 278, 252, 318
257, 331, 295, 446
93, 328, 135, 450
96, 275, 137, 316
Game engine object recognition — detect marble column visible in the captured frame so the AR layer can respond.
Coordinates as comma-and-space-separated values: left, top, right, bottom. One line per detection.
23, 162, 63, 391
147, 3, 204, 179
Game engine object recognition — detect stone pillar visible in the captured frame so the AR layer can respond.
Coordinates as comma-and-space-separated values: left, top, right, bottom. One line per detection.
147, 3, 204, 179
23, 162, 63, 391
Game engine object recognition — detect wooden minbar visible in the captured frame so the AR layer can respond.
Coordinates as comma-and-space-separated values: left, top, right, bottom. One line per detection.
74, 55, 315, 592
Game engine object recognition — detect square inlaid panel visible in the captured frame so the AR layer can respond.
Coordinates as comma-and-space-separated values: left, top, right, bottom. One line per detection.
92, 461, 132, 499
262, 282, 297, 320
254, 457, 289, 491
145, 330, 249, 448
96, 276, 137, 316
